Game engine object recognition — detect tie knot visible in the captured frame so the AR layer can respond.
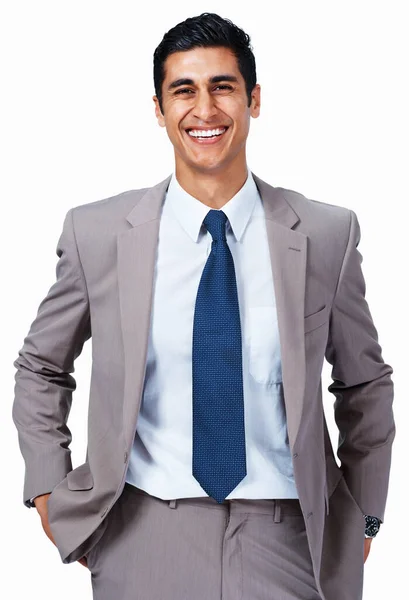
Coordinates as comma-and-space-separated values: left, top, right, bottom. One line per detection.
203, 210, 228, 242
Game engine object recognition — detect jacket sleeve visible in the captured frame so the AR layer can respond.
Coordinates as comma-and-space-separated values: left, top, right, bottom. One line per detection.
12, 208, 91, 507
324, 209, 395, 523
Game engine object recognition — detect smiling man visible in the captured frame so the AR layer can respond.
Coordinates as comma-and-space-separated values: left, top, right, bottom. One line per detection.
13, 12, 395, 600
153, 43, 259, 207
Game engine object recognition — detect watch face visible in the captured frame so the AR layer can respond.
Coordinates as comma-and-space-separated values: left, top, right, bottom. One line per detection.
365, 516, 381, 537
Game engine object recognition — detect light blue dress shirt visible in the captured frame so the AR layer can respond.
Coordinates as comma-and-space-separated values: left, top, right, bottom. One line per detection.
125, 168, 298, 500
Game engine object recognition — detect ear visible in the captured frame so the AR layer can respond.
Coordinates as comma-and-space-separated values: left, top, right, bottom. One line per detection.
250, 84, 261, 119
153, 96, 166, 128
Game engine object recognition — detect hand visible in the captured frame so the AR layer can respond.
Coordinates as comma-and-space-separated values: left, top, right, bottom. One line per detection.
364, 537, 373, 563
34, 494, 88, 568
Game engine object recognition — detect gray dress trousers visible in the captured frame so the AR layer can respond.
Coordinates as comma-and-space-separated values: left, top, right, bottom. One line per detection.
86, 483, 321, 600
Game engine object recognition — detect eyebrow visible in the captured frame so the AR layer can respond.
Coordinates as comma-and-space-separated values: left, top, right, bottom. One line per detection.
167, 74, 239, 91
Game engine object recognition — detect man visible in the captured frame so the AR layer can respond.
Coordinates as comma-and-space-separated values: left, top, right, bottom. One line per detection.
13, 12, 395, 600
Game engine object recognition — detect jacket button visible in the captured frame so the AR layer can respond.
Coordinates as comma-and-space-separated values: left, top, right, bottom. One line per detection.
293, 453, 298, 458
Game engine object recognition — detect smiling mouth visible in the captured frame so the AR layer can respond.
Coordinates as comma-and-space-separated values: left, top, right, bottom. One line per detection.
185, 126, 229, 144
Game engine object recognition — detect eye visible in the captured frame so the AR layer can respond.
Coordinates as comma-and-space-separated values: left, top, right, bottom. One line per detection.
175, 85, 233, 95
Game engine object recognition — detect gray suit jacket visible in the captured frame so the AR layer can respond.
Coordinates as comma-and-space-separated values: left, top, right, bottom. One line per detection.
13, 173, 395, 598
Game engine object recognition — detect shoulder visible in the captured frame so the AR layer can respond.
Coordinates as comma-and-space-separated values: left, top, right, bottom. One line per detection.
275, 186, 354, 251
253, 173, 353, 236
62, 186, 152, 261
69, 187, 149, 228
278, 186, 352, 227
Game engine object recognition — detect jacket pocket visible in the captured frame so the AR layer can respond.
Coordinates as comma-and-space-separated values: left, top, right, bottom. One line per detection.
304, 304, 329, 334
67, 462, 94, 491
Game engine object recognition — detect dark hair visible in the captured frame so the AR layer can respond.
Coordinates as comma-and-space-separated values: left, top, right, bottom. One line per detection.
153, 12, 257, 115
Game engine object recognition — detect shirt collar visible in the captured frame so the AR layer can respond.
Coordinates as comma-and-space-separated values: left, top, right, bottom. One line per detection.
165, 167, 259, 243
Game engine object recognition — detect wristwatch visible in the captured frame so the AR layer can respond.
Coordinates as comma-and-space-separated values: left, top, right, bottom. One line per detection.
364, 515, 382, 538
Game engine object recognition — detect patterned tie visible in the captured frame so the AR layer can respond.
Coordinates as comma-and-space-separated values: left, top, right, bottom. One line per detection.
192, 209, 247, 503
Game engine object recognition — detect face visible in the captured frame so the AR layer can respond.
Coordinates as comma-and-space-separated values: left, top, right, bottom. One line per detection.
153, 46, 260, 175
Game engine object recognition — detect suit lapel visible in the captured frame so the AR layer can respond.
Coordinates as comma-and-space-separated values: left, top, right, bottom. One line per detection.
118, 172, 307, 452
117, 175, 172, 448
252, 174, 307, 450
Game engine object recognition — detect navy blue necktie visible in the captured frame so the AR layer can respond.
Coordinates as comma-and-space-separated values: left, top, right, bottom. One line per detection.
192, 209, 247, 503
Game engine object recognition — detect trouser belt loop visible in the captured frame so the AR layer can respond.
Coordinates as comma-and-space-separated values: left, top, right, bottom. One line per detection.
273, 499, 282, 523
168, 499, 177, 509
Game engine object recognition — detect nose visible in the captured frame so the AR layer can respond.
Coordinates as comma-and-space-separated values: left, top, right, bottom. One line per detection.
192, 90, 218, 121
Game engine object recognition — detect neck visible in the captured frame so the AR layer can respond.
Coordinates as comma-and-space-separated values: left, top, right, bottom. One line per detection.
174, 160, 249, 209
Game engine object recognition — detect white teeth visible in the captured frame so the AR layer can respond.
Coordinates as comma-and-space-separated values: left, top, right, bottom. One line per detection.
188, 127, 226, 138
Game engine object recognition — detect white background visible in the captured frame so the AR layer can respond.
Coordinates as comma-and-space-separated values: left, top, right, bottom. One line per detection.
1, 1, 407, 598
